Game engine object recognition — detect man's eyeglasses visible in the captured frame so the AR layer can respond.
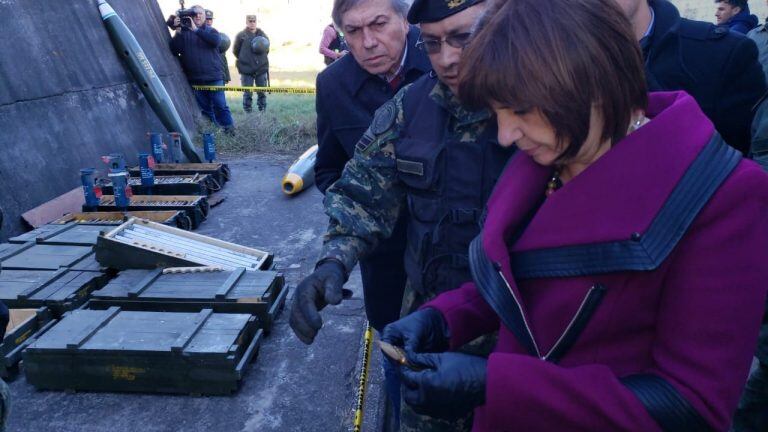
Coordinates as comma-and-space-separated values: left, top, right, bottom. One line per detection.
416, 32, 473, 54
248, 20, 256, 23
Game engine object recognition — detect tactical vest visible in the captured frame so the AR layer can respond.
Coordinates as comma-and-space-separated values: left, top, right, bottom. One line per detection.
395, 75, 514, 296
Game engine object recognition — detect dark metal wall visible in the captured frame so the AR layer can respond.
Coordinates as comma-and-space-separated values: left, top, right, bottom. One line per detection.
0, 0, 199, 237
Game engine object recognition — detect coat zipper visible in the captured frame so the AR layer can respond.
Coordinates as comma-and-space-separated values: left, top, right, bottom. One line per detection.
497, 269, 602, 362
497, 269, 542, 358
543, 284, 599, 361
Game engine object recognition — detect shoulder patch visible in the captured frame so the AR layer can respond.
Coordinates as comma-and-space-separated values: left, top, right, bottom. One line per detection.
355, 129, 376, 155
371, 100, 397, 135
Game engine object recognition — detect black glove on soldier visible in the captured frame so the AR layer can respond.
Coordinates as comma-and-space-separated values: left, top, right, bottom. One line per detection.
289, 259, 348, 344
381, 308, 450, 354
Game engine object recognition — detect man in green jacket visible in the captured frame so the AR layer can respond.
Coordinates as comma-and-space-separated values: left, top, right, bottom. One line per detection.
233, 14, 269, 112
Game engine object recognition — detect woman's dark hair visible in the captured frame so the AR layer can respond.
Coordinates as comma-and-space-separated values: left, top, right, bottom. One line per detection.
459, 0, 648, 161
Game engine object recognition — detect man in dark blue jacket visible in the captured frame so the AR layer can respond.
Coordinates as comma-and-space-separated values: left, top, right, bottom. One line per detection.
716, 0, 759, 34
617, 0, 766, 154
314, 0, 430, 334
169, 5, 234, 131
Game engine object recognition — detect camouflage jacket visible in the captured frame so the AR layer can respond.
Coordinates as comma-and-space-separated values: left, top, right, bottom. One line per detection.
319, 79, 492, 273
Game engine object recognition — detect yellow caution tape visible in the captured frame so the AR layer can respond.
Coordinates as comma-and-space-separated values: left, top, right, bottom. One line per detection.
354, 324, 374, 432
192, 85, 315, 94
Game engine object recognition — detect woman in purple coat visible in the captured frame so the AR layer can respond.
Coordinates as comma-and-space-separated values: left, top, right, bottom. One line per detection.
381, 0, 768, 430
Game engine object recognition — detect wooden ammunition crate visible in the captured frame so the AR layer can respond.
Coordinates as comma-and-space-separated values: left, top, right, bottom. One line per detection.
0, 307, 55, 378
53, 211, 193, 230
23, 307, 262, 395
128, 163, 230, 186
84, 195, 209, 229
101, 174, 214, 196
0, 269, 110, 315
94, 218, 273, 271
88, 268, 287, 332
0, 242, 93, 271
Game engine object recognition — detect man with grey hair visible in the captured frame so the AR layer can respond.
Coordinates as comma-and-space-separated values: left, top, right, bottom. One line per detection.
169, 4, 234, 132
313, 0, 429, 339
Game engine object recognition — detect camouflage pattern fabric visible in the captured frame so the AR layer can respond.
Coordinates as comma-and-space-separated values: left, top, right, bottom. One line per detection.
318, 81, 492, 274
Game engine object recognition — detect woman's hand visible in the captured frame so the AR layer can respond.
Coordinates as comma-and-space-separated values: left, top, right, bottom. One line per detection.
400, 352, 488, 419
381, 308, 450, 354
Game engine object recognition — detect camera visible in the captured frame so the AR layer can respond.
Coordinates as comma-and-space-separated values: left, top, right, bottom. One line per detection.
177, 8, 197, 29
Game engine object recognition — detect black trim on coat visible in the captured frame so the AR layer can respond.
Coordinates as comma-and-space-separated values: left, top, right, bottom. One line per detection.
621, 374, 714, 431
510, 134, 741, 279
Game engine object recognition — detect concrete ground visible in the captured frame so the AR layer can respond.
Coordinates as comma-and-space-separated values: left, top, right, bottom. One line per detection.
6, 154, 386, 432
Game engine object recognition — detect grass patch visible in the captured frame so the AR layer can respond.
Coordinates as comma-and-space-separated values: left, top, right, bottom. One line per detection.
193, 93, 317, 157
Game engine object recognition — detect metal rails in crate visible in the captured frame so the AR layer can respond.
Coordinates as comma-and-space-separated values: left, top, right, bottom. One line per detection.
95, 218, 273, 271
23, 307, 263, 395
53, 211, 193, 231
88, 267, 288, 331
101, 174, 215, 196
85, 195, 209, 230
128, 163, 230, 186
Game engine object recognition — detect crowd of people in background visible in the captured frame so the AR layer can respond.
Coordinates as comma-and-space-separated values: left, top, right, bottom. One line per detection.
292, 0, 768, 431
166, 5, 272, 135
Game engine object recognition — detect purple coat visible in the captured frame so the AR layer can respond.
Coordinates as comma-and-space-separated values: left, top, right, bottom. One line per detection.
425, 92, 768, 431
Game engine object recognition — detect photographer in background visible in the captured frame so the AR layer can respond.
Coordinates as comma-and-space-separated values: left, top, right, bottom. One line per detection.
168, 5, 235, 133
233, 15, 270, 113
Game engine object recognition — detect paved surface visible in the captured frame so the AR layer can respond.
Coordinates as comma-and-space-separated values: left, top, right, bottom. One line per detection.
6, 154, 386, 432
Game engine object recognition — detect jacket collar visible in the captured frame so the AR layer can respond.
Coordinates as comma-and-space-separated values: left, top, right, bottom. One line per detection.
346, 26, 431, 95
428, 80, 491, 125
482, 92, 718, 269
646, 0, 681, 54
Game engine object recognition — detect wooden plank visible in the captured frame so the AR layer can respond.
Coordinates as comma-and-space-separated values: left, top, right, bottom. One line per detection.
66, 307, 121, 349
171, 309, 213, 353
22, 187, 85, 229
215, 268, 246, 300
127, 269, 163, 298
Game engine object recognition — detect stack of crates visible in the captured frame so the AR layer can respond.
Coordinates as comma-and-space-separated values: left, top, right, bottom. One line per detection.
0, 135, 291, 394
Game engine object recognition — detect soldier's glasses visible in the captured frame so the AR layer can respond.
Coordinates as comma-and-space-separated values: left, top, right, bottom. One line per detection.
416, 32, 473, 54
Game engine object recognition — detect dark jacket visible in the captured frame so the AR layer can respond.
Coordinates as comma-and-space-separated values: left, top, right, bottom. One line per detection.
726, 5, 759, 34
314, 26, 431, 193
169, 25, 224, 84
233, 28, 269, 76
645, 0, 766, 154
314, 26, 429, 331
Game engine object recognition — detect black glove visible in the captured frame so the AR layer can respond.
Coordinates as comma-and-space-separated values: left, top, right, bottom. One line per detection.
289, 260, 348, 345
381, 308, 450, 355
400, 352, 487, 420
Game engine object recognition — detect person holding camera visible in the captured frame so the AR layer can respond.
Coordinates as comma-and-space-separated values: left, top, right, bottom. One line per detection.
168, 5, 234, 133
233, 14, 269, 112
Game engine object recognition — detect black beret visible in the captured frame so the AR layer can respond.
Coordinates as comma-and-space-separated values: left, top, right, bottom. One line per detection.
407, 0, 485, 24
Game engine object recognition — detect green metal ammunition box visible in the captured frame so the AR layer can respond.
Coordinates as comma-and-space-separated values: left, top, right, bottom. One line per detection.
89, 268, 287, 331
23, 307, 262, 395
0, 307, 54, 377
0, 269, 110, 315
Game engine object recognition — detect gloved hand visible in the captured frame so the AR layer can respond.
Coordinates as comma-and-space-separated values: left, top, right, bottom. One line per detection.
400, 352, 487, 420
289, 259, 348, 345
381, 308, 450, 355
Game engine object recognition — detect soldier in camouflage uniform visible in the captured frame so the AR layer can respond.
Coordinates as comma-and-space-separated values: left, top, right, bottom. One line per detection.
290, 0, 512, 430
